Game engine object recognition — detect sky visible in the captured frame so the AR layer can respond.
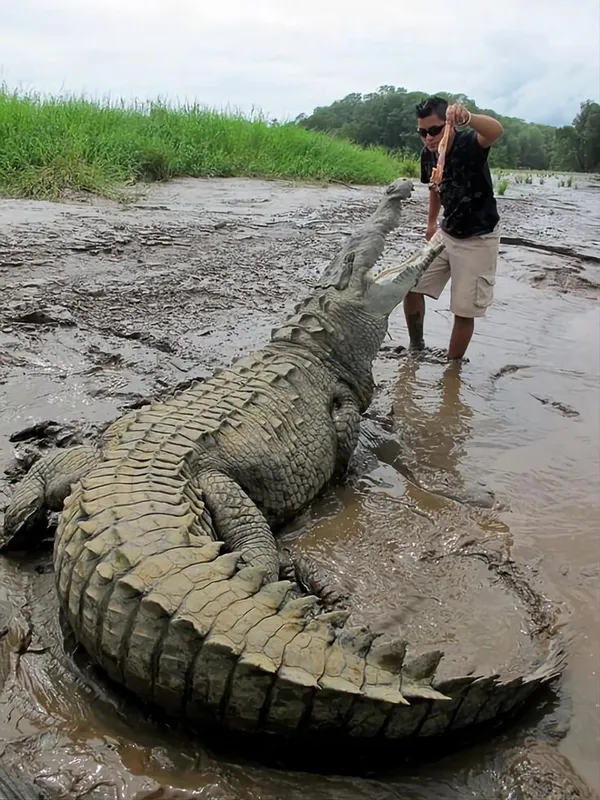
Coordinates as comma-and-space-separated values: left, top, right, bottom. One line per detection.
1, 0, 598, 127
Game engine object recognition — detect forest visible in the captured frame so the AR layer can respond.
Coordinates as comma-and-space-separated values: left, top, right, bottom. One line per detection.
296, 88, 600, 172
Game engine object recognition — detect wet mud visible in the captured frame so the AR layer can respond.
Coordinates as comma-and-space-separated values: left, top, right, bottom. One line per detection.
0, 175, 599, 798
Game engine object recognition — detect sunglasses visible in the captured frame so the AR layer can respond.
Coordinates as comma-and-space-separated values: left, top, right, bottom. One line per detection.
418, 123, 445, 138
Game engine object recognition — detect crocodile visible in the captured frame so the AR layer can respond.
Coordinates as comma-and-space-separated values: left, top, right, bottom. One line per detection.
0, 179, 564, 750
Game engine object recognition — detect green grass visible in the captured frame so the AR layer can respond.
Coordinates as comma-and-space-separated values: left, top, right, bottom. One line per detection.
0, 88, 418, 201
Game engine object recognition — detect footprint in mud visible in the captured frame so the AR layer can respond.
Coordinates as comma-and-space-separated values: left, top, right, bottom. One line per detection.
4, 303, 76, 327
84, 344, 124, 371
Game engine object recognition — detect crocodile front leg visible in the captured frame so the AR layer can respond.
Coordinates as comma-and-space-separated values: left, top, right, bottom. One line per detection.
1, 445, 100, 550
272, 387, 360, 606
331, 387, 362, 479
196, 471, 279, 582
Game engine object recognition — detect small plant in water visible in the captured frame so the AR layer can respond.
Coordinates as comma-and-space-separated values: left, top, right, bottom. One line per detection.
497, 178, 509, 196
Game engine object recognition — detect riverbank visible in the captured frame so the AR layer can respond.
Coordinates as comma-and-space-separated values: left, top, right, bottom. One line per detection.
0, 90, 418, 200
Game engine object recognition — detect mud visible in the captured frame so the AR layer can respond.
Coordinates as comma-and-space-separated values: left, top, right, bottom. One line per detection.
0, 175, 599, 798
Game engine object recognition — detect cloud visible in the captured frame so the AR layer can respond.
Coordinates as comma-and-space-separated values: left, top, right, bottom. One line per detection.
0, 0, 598, 125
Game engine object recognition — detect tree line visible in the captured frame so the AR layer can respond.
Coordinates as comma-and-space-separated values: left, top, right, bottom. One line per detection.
296, 87, 600, 173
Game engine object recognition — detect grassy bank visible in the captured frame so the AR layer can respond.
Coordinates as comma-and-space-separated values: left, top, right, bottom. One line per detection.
0, 89, 418, 200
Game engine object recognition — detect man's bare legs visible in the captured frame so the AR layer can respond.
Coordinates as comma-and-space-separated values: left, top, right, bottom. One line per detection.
403, 291, 426, 350
448, 315, 474, 360
404, 292, 474, 360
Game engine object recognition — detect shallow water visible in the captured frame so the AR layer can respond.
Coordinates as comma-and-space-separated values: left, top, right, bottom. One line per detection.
385, 259, 600, 786
0, 176, 598, 797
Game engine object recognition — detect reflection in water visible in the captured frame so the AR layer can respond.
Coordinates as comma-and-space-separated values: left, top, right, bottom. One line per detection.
391, 357, 473, 483
370, 356, 498, 520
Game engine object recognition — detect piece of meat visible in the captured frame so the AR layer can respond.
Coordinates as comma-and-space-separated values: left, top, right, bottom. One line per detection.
430, 122, 453, 187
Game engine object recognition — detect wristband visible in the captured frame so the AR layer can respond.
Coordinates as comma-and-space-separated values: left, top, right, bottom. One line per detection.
455, 110, 472, 130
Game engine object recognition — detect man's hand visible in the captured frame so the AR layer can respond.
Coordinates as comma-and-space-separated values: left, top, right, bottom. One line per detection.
426, 223, 437, 241
446, 103, 504, 148
446, 103, 471, 128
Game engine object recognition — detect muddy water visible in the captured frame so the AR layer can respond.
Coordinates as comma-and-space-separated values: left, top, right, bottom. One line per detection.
0, 175, 598, 798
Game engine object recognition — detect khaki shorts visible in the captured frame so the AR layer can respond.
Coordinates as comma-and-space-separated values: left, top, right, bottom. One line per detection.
412, 228, 500, 318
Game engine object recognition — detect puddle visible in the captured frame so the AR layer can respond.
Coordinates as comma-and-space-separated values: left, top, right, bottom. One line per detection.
0, 176, 598, 797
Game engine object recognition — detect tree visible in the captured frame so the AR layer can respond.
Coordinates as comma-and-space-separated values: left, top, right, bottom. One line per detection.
297, 87, 600, 172
573, 100, 600, 171
552, 126, 580, 171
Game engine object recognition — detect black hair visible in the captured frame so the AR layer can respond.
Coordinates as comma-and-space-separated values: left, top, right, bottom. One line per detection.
416, 96, 448, 120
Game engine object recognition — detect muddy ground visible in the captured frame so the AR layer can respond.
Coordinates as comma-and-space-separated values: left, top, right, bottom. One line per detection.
0, 174, 599, 798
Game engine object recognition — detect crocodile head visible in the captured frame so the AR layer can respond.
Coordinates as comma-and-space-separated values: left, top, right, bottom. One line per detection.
271, 179, 444, 405
315, 178, 444, 314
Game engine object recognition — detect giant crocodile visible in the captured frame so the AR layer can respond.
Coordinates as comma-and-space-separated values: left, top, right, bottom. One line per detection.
0, 179, 564, 752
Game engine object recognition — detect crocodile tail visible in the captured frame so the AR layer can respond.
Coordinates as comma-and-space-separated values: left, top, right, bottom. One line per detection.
57, 511, 565, 741
216, 605, 565, 741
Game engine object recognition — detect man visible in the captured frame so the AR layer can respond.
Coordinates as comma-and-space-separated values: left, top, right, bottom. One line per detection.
403, 96, 504, 360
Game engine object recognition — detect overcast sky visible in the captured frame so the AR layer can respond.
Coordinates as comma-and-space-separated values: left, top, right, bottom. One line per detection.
1, 0, 598, 126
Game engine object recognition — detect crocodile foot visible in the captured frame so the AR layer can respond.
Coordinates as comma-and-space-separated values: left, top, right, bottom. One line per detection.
278, 548, 351, 608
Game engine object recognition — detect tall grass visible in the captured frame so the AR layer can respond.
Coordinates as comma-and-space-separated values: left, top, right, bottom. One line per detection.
0, 89, 418, 200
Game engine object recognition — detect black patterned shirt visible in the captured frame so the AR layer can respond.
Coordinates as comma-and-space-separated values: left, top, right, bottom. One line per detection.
420, 130, 499, 238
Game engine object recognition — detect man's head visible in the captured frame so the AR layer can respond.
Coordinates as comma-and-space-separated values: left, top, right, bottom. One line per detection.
416, 96, 448, 152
